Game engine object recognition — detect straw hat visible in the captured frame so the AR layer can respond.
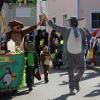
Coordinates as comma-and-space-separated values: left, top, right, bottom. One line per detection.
8, 20, 24, 28
66, 16, 84, 21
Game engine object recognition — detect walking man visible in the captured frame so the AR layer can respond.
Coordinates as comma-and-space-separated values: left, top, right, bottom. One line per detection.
47, 16, 87, 95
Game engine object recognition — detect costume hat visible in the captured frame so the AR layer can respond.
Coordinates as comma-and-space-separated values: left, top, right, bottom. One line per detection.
8, 20, 24, 28
67, 16, 84, 21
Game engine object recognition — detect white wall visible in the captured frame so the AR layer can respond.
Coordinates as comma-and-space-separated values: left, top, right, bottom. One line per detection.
47, 0, 73, 32
78, 0, 100, 30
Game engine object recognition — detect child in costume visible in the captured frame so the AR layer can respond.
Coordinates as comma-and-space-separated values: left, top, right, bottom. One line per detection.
40, 46, 52, 83
25, 42, 38, 91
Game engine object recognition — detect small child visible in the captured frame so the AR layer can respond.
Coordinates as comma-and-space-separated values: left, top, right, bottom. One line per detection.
25, 42, 38, 91
40, 46, 52, 83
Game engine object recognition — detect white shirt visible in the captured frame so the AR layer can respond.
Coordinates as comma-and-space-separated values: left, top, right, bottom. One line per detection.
67, 28, 82, 54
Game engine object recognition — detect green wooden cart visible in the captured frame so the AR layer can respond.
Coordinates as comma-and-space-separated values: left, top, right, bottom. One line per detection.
0, 53, 25, 92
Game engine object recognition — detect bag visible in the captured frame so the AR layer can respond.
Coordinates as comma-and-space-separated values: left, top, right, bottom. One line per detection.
54, 38, 59, 46
34, 67, 41, 80
49, 60, 53, 68
86, 48, 93, 60
40, 39, 44, 48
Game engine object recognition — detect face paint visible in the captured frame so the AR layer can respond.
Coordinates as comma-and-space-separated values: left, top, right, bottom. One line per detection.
70, 18, 78, 27
12, 26, 21, 32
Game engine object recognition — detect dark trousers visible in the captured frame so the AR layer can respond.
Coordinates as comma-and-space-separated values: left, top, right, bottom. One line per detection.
25, 66, 36, 88
68, 67, 85, 90
43, 65, 49, 80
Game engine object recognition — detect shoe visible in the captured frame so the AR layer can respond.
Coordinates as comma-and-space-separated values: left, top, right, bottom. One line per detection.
44, 78, 49, 83
70, 89, 77, 95
29, 87, 33, 92
45, 79, 49, 83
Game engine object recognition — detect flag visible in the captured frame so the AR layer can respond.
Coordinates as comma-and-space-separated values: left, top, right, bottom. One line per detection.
24, 0, 27, 5
0, 12, 6, 33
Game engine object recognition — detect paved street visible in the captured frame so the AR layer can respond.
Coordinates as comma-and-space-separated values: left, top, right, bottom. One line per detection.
0, 69, 100, 100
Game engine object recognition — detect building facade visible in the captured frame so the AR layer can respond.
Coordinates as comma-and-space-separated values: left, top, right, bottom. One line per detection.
48, 0, 73, 27
1, 0, 100, 32
78, 0, 100, 31
47, 0, 100, 32
1, 1, 37, 32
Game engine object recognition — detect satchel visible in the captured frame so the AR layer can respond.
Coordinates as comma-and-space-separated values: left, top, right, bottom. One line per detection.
34, 67, 41, 80
86, 48, 93, 60
49, 60, 53, 68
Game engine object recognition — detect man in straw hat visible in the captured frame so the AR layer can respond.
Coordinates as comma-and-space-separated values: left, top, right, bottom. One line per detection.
46, 16, 87, 95
6, 19, 43, 49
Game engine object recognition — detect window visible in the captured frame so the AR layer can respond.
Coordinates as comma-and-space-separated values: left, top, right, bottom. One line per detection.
5, 0, 16, 3
91, 12, 100, 28
63, 14, 67, 19
5, 0, 37, 4
63, 14, 67, 26
16, 7, 32, 17
52, 17, 56, 23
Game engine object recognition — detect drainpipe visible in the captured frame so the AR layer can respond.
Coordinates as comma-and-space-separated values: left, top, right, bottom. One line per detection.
72, 0, 78, 17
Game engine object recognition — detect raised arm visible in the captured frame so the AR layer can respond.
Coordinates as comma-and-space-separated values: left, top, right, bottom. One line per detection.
48, 20, 66, 34
21, 20, 43, 36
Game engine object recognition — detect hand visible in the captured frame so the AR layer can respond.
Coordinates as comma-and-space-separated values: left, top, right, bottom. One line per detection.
42, 13, 48, 21
37, 19, 44, 26
37, 14, 48, 26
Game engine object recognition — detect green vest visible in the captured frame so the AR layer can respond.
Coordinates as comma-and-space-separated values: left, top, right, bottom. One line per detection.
26, 51, 38, 66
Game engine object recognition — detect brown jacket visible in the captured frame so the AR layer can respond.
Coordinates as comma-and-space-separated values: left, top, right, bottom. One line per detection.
6, 25, 37, 46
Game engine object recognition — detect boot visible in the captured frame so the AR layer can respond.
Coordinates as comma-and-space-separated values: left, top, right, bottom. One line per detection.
75, 81, 80, 92
44, 77, 49, 83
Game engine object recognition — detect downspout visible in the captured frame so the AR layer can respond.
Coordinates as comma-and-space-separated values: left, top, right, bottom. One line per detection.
72, 0, 78, 17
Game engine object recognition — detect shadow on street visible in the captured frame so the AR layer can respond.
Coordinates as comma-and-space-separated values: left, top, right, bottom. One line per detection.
0, 92, 13, 100
0, 89, 29, 100
58, 69, 100, 86
95, 84, 100, 87
59, 80, 69, 86
52, 93, 70, 100
84, 83, 100, 97
35, 80, 46, 85
49, 68, 68, 74
81, 70, 100, 81
84, 89, 100, 97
